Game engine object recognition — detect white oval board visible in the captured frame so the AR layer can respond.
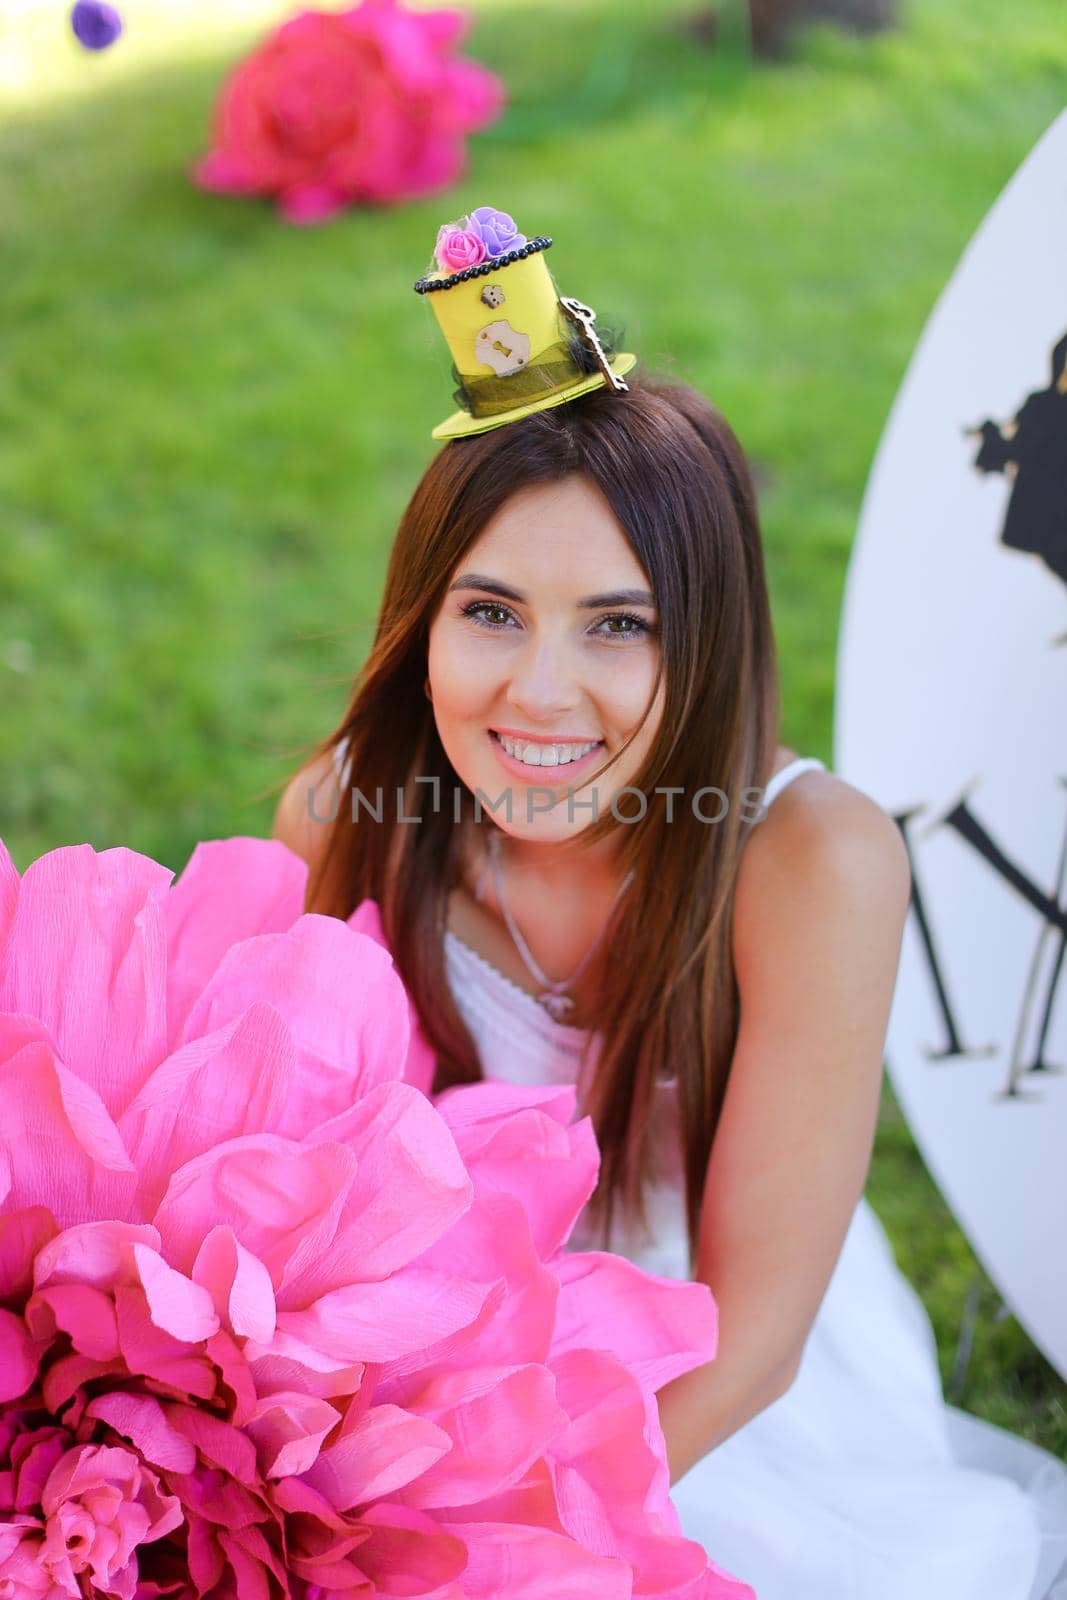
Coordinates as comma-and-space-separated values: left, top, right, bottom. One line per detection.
835, 111, 1067, 1381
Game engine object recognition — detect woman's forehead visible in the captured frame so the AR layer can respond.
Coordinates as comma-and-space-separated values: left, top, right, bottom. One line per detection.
462, 479, 647, 582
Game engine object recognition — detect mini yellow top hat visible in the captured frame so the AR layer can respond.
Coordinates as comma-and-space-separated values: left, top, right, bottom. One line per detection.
414, 205, 637, 440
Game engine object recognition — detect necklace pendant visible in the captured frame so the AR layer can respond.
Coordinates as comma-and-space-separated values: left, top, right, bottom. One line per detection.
539, 991, 576, 1021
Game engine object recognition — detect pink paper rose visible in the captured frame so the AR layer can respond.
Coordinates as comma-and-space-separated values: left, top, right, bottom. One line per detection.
35, 1445, 180, 1598
0, 833, 754, 1599
193, 0, 506, 224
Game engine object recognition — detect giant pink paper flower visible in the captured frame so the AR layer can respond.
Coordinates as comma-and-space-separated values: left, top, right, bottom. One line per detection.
193, 0, 506, 224
0, 834, 754, 1599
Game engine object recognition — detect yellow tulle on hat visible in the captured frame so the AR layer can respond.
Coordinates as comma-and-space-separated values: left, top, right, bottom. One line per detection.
414, 207, 636, 440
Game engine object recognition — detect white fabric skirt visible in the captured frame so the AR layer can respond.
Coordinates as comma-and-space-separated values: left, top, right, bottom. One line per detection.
663, 1197, 1067, 1599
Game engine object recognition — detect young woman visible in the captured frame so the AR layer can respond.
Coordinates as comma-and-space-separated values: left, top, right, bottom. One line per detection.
272, 218, 1066, 1598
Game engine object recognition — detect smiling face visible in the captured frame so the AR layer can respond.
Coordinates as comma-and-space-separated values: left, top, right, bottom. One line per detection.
426, 474, 665, 852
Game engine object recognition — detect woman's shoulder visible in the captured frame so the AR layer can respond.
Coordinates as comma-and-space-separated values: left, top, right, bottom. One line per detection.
271, 748, 342, 872
735, 751, 912, 957
761, 745, 905, 848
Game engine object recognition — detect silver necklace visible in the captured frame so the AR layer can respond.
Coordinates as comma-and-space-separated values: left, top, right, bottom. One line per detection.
486, 828, 635, 1022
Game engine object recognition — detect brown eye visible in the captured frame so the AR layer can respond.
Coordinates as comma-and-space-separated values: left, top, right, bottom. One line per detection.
595, 612, 651, 641
461, 601, 516, 630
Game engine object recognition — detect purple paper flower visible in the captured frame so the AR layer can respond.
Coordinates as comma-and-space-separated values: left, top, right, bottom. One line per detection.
70, 0, 124, 50
468, 205, 527, 257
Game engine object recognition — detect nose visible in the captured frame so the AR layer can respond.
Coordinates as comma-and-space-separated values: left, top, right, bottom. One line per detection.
505, 632, 582, 725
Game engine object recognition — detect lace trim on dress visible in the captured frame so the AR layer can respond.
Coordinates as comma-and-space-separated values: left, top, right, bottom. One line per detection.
443, 928, 593, 1054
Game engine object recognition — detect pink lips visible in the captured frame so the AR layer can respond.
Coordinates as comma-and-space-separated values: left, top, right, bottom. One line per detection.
488, 729, 604, 782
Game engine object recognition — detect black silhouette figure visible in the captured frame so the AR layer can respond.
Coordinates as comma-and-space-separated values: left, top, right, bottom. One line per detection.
970, 333, 1067, 608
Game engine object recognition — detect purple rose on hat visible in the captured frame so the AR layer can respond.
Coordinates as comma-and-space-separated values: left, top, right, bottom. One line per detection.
468, 206, 527, 258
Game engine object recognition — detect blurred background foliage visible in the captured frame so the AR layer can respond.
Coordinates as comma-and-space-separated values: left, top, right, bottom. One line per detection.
1, 0, 1064, 1452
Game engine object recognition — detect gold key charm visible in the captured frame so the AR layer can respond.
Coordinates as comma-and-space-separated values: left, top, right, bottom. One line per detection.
559, 296, 629, 392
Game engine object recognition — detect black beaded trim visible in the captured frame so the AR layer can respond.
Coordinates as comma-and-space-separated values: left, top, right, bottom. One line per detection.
414, 236, 553, 294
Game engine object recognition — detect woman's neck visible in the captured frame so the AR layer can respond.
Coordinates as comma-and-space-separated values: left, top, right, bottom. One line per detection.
481, 822, 627, 900
450, 823, 628, 1025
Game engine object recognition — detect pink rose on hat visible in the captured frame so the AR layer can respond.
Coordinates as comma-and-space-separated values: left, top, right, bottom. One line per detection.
434, 224, 488, 274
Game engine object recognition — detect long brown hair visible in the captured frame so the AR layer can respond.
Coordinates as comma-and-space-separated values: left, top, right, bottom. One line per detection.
298, 375, 780, 1268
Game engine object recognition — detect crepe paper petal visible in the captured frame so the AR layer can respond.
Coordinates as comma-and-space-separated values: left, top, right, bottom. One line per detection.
179, 1465, 262, 1531
26, 1282, 120, 1361
397, 1364, 569, 1509
0, 1206, 58, 1302
360, 1273, 512, 1394
0, 1308, 37, 1402
131, 1243, 220, 1345
277, 1268, 498, 1365
552, 1250, 718, 1393
243, 1327, 370, 1390
347, 1500, 469, 1595
413, 6, 469, 52
0, 1038, 136, 1228
280, 182, 350, 225
348, 898, 437, 1094
0, 838, 18, 962
167, 1405, 260, 1485
192, 1226, 276, 1344
163, 838, 307, 1045
42, 1352, 124, 1413
244, 1390, 340, 1479
33, 1220, 160, 1293
547, 1348, 679, 1542
0, 844, 170, 1117
362, 0, 461, 96
471, 1109, 599, 1261
387, 1188, 558, 1383
10, 1434, 67, 1514
177, 915, 409, 1123
193, 148, 272, 195
436, 1081, 600, 1259
120, 1003, 296, 1216
85, 1392, 197, 1474
205, 1329, 258, 1429
295, 1081, 473, 1294
304, 1403, 454, 1508
436, 1519, 632, 1599
154, 1134, 358, 1287
114, 1286, 217, 1399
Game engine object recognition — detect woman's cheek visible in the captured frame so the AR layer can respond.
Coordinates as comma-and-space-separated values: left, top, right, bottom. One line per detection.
428, 629, 486, 698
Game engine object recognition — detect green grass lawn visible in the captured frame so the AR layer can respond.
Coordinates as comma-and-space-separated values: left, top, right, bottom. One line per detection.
2, 0, 1065, 1454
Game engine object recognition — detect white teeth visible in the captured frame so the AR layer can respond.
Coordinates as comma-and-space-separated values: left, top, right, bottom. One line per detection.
497, 733, 599, 767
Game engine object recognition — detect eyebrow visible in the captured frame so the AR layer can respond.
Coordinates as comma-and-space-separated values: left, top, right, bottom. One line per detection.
447, 574, 656, 610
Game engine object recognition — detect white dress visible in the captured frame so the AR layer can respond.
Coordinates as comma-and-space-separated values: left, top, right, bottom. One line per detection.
442, 757, 1067, 1600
